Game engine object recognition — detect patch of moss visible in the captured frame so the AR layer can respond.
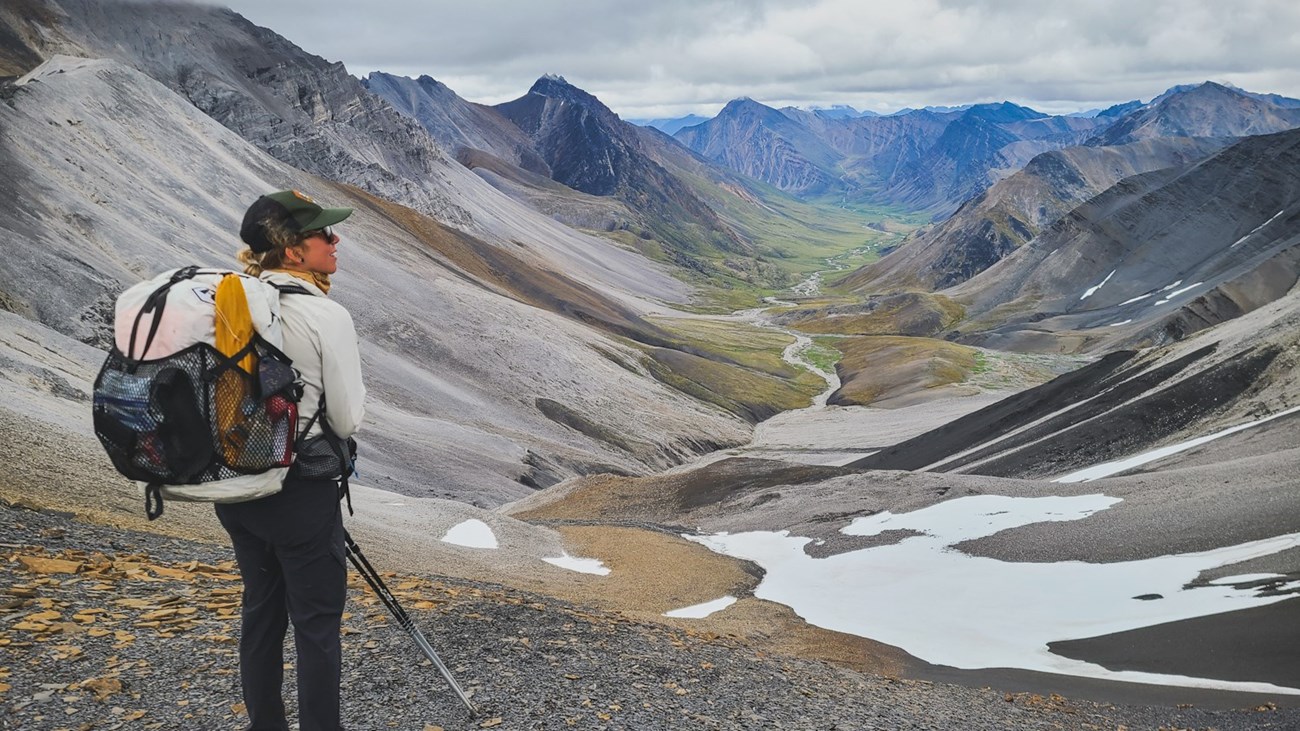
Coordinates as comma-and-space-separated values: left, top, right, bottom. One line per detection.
641, 346, 823, 423
830, 336, 980, 406
802, 339, 844, 374
648, 316, 805, 379
780, 293, 967, 337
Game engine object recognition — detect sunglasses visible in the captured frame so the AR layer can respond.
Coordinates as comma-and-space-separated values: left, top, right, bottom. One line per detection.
305, 226, 336, 242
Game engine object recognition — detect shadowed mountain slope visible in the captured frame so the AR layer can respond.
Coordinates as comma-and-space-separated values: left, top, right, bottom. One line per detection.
0, 56, 753, 507
2, 0, 690, 308
847, 272, 1300, 483
493, 75, 751, 263
363, 71, 642, 236
841, 137, 1232, 292
943, 127, 1300, 354
362, 71, 550, 177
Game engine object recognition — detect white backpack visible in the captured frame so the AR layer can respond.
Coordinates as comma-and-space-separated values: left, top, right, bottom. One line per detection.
93, 267, 308, 519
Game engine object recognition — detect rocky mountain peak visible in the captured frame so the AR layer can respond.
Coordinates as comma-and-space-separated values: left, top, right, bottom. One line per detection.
1149, 80, 1241, 105
494, 74, 747, 254
962, 101, 1043, 122
528, 73, 595, 104
1097, 99, 1143, 118
1163, 80, 1246, 104
720, 97, 771, 114
1087, 79, 1300, 146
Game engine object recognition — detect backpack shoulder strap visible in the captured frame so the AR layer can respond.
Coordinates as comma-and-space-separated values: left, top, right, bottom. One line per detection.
271, 281, 313, 296
126, 266, 201, 362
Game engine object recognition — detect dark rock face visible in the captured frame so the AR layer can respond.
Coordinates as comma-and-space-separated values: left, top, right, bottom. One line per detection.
503, 79, 627, 196
967, 345, 1281, 479
494, 76, 749, 256
847, 342, 1282, 480
847, 350, 1140, 472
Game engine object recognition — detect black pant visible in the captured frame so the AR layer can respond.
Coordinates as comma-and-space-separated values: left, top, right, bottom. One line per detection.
216, 477, 346, 731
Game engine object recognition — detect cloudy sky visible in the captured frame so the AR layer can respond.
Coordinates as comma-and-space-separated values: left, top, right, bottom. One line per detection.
214, 0, 1300, 119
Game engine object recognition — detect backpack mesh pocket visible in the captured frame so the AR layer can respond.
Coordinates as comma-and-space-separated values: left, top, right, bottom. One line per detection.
292, 433, 357, 481
93, 339, 298, 484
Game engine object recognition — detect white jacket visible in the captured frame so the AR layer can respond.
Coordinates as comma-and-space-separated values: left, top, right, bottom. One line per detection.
261, 271, 366, 440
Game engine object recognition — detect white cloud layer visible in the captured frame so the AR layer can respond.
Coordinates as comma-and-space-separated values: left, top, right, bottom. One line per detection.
209, 0, 1300, 118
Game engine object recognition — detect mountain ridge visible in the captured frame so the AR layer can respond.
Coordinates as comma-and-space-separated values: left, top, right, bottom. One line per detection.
0, 54, 754, 505
838, 83, 1300, 292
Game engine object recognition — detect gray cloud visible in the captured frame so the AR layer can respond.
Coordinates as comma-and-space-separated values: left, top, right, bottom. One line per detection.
212, 0, 1300, 117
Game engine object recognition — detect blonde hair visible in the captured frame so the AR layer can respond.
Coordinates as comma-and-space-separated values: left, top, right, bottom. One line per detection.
238, 216, 308, 276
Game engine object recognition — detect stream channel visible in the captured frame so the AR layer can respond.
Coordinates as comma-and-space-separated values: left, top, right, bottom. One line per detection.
671, 274, 1008, 470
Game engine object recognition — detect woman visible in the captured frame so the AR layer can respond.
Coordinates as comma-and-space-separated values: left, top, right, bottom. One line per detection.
219, 189, 366, 731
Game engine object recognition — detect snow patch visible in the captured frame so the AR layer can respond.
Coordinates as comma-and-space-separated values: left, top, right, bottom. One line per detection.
542, 552, 611, 575
1119, 293, 1152, 306
686, 494, 1300, 693
1231, 210, 1285, 248
1108, 320, 1132, 327
664, 595, 737, 618
1080, 269, 1116, 300
1154, 282, 1203, 306
1055, 404, 1300, 483
441, 519, 499, 549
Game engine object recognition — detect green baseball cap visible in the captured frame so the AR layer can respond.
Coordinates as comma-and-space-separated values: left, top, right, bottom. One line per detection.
240, 189, 353, 253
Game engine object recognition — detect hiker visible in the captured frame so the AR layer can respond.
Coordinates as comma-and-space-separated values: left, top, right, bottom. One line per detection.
217, 190, 366, 731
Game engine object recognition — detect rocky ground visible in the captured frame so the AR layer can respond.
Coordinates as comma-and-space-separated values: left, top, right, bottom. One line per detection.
4, 501, 1297, 731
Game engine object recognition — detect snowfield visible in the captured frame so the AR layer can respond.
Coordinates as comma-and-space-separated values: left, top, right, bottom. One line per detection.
687, 493, 1300, 694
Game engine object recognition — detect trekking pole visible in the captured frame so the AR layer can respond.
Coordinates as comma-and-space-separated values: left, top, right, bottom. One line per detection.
343, 530, 478, 716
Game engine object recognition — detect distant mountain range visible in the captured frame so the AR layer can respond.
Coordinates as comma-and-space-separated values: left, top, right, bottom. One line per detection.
835, 82, 1300, 291
677, 84, 1300, 221
675, 97, 1113, 214
631, 105, 880, 135
629, 114, 711, 135
362, 72, 888, 289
